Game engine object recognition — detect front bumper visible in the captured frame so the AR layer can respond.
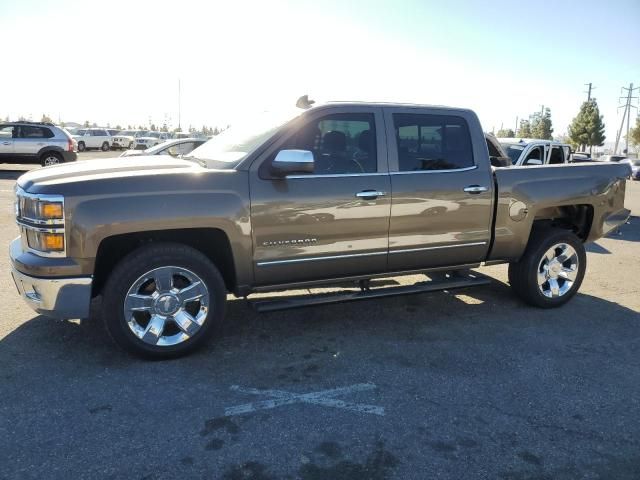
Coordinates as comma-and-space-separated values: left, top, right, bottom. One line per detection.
10, 238, 92, 319
11, 268, 92, 319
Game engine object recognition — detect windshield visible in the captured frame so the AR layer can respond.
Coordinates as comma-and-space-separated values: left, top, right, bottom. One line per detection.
186, 110, 301, 166
499, 143, 525, 164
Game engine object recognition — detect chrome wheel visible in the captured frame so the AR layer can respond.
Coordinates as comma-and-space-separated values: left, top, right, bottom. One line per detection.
124, 266, 210, 346
537, 243, 579, 298
43, 155, 61, 166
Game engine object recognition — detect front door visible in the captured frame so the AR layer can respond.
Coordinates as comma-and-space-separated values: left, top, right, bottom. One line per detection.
250, 108, 391, 286
0, 125, 15, 159
383, 107, 494, 271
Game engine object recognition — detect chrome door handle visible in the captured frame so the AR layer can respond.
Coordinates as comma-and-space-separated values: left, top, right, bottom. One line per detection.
463, 185, 488, 194
356, 190, 386, 199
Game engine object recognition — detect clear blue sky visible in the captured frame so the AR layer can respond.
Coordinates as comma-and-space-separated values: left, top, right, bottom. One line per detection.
1, 0, 638, 143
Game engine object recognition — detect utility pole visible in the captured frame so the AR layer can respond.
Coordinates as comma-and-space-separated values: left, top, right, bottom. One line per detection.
614, 83, 638, 154
584, 83, 595, 101
515, 116, 518, 134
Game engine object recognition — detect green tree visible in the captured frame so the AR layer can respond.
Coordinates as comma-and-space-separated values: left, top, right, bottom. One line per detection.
530, 108, 554, 140
41, 114, 53, 123
213, 126, 220, 136
150, 124, 157, 131
83, 120, 90, 127
115, 124, 122, 130
161, 123, 168, 132
568, 99, 606, 153
627, 116, 640, 150
517, 119, 532, 137
496, 128, 515, 137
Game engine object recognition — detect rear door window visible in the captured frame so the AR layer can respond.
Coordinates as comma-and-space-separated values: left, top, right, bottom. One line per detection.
393, 114, 474, 171
20, 126, 53, 138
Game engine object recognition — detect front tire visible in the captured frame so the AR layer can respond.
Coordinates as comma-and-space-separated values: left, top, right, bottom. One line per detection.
102, 243, 227, 359
101, 142, 110, 151
508, 228, 586, 308
77, 141, 86, 152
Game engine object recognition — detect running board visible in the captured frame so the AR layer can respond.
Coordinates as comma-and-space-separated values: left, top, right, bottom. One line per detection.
249, 271, 491, 313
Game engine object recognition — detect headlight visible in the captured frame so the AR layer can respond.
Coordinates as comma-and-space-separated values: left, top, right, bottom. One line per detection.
15, 188, 66, 257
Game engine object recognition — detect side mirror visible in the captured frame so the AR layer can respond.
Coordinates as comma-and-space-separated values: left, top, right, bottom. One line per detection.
271, 149, 315, 177
526, 158, 543, 166
490, 156, 511, 167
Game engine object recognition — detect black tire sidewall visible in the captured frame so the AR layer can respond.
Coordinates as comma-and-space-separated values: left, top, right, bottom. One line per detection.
102, 243, 227, 359
101, 142, 110, 151
511, 229, 587, 308
78, 142, 85, 152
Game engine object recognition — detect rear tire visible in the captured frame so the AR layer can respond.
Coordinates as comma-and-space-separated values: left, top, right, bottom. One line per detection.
508, 228, 586, 308
77, 141, 86, 152
102, 243, 227, 359
101, 142, 110, 151
40, 152, 63, 167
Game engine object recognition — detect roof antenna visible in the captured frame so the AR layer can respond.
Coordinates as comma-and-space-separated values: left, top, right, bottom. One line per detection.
296, 95, 315, 109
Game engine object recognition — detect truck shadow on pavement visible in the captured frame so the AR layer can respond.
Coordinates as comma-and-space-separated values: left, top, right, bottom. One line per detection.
2, 278, 638, 367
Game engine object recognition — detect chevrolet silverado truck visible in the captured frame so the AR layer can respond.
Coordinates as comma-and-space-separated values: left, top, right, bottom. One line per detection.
10, 101, 631, 359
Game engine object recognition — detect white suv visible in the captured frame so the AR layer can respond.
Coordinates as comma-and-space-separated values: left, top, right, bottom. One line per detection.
134, 131, 170, 150
73, 128, 113, 152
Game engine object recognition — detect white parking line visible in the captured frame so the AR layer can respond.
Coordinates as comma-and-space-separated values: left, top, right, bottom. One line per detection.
225, 383, 385, 416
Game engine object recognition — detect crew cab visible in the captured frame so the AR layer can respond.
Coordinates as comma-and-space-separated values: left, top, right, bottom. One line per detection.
10, 101, 631, 359
498, 138, 571, 166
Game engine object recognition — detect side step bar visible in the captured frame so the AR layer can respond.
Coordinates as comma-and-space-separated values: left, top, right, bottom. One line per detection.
249, 271, 492, 313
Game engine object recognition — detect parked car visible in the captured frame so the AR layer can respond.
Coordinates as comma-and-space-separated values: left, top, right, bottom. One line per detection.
497, 138, 571, 166
73, 128, 112, 152
10, 101, 630, 359
120, 138, 207, 157
630, 158, 640, 180
0, 121, 77, 166
134, 131, 170, 150
111, 130, 141, 150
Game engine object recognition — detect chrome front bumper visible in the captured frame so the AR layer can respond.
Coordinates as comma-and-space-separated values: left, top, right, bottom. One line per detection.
11, 268, 92, 319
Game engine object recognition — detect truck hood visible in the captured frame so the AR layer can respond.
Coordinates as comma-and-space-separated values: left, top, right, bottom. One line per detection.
17, 156, 205, 193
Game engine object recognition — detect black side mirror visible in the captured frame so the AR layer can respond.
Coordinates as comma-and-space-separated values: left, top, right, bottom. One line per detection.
490, 156, 511, 167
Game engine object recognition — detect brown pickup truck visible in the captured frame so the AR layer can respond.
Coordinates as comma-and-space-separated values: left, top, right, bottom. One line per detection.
10, 101, 631, 358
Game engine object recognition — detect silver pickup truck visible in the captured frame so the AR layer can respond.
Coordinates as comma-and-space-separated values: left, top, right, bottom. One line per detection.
10, 101, 631, 358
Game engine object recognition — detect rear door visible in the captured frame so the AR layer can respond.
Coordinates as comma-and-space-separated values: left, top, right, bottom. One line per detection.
384, 107, 494, 271
14, 125, 54, 157
249, 107, 391, 286
0, 125, 15, 158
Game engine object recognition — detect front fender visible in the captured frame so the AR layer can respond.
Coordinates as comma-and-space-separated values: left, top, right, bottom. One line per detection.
64, 171, 253, 286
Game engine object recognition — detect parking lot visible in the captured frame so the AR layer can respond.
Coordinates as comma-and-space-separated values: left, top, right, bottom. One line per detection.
1, 162, 639, 479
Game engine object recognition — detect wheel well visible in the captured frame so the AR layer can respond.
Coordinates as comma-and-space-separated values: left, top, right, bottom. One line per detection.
92, 228, 236, 296
532, 204, 594, 240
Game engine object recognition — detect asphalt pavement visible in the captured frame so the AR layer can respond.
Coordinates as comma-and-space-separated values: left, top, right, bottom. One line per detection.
1, 164, 639, 479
